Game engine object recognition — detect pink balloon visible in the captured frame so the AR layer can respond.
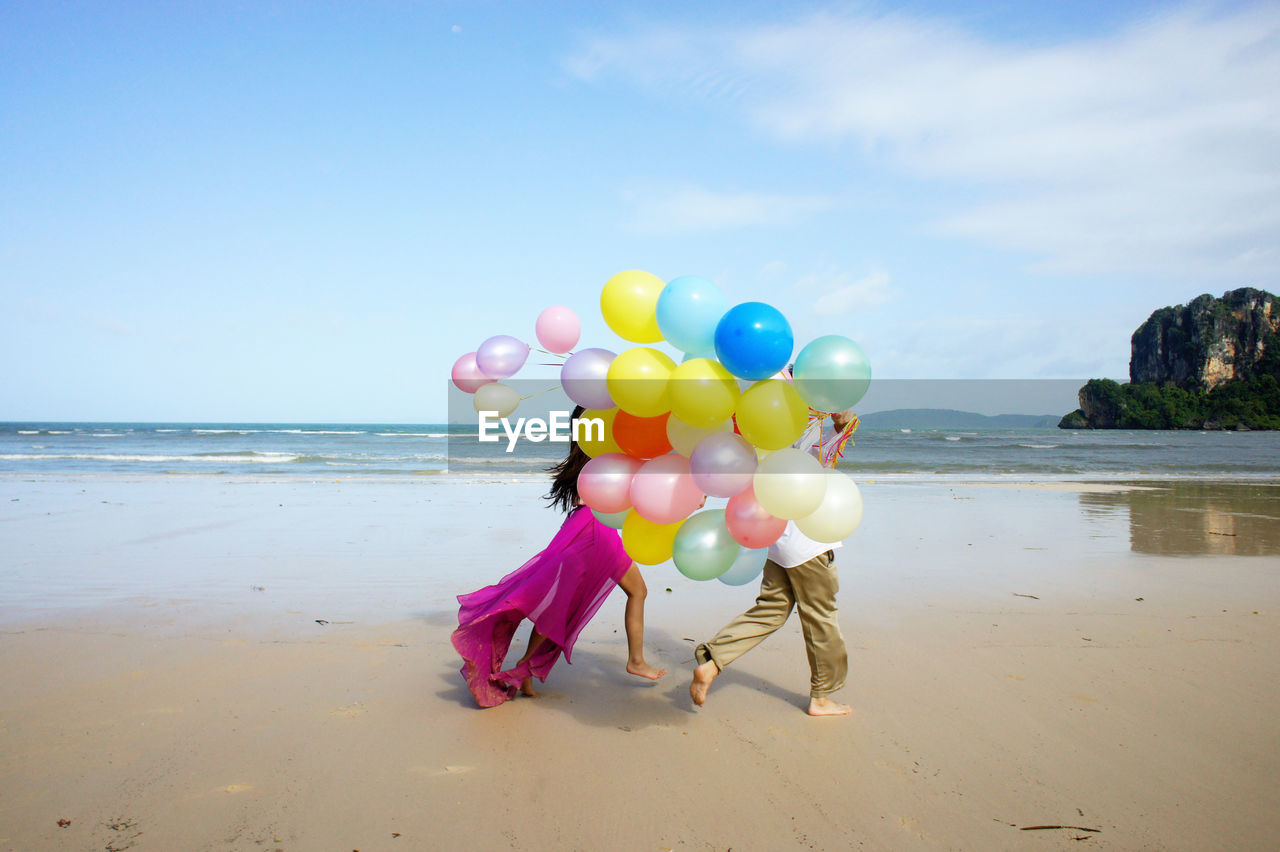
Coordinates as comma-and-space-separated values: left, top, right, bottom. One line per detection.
451, 352, 493, 394
690, 432, 757, 497
630, 453, 706, 525
578, 453, 644, 514
725, 484, 786, 548
536, 305, 581, 354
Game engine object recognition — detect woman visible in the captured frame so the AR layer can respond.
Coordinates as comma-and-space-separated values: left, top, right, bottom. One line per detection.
451, 406, 666, 707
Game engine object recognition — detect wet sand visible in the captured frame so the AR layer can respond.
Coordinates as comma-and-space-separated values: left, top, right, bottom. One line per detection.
1, 475, 1278, 849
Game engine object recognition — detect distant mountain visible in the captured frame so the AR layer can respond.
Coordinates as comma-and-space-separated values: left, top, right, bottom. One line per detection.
857, 408, 1060, 430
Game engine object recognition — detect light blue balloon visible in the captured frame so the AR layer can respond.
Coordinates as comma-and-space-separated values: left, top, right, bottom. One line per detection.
718, 547, 768, 586
656, 276, 730, 356
672, 509, 739, 581
793, 335, 871, 412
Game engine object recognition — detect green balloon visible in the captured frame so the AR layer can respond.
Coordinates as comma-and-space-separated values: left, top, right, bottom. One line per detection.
672, 509, 740, 581
591, 508, 628, 529
793, 335, 871, 413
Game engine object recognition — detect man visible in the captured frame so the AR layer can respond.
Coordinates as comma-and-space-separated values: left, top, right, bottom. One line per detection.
689, 410, 856, 716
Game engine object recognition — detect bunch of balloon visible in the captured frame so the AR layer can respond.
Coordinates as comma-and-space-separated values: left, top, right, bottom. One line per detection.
452, 268, 874, 588
450, 305, 584, 418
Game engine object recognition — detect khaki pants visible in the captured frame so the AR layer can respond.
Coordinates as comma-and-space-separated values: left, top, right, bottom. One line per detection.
695, 550, 847, 698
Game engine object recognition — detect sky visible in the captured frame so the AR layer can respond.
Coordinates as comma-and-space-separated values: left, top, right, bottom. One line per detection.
3, 0, 1277, 422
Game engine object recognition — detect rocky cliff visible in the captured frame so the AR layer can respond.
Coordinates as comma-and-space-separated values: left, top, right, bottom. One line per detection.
1060, 287, 1280, 430
1129, 288, 1278, 389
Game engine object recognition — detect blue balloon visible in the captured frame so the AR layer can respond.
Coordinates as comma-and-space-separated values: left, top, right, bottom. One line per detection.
714, 302, 794, 381
718, 547, 768, 586
656, 276, 729, 356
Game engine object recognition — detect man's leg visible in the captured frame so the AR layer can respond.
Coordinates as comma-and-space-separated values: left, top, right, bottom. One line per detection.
690, 559, 794, 706
788, 551, 851, 716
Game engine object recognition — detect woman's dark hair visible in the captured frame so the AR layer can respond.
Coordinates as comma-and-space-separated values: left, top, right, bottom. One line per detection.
545, 405, 591, 514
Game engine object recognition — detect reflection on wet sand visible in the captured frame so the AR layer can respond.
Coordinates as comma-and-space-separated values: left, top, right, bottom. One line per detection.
1080, 481, 1280, 556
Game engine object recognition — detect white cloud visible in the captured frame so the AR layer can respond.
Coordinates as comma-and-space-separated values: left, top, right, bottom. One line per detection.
622, 183, 833, 234
864, 313, 1130, 381
792, 269, 893, 315
570, 6, 1280, 283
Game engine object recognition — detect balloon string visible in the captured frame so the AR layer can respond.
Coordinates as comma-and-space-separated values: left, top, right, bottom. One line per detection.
518, 385, 563, 401
815, 411, 859, 469
531, 347, 569, 360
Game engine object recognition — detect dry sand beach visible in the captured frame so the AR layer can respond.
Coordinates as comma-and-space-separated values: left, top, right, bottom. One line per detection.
2, 475, 1278, 850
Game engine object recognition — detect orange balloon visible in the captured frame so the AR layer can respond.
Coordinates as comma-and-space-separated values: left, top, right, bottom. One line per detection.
613, 410, 672, 459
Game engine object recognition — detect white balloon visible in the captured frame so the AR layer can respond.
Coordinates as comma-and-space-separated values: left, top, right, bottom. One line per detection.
473, 382, 520, 418
752, 447, 827, 519
795, 471, 864, 543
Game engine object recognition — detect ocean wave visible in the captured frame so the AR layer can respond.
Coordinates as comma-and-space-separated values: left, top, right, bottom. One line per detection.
268, 429, 366, 435
447, 456, 558, 467
1017, 443, 1060, 450
191, 429, 262, 435
0, 453, 300, 464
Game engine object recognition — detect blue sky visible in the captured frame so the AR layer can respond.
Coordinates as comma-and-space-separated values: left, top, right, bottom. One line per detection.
3, 1, 1277, 422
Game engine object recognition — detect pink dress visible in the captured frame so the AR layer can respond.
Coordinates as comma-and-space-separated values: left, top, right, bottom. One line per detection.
451, 507, 633, 708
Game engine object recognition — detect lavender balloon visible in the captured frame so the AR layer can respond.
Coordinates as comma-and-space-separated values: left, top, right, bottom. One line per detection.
475, 335, 530, 379
560, 347, 616, 410
690, 432, 757, 498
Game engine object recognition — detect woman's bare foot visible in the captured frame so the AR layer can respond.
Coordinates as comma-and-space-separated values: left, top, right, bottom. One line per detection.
626, 660, 667, 680
807, 696, 852, 716
689, 660, 719, 706
520, 676, 538, 697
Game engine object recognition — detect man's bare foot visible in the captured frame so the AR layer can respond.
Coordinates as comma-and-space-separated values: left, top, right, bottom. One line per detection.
520, 676, 538, 697
689, 660, 719, 706
626, 660, 667, 680
807, 696, 852, 716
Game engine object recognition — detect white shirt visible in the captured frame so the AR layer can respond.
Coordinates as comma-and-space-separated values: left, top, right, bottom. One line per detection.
766, 418, 844, 568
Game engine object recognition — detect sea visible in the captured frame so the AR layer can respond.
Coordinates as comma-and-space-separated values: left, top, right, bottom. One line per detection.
2, 422, 1278, 481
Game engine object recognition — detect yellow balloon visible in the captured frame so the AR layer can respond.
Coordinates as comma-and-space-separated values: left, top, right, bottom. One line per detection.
606, 347, 675, 417
736, 379, 809, 450
578, 408, 621, 457
621, 510, 683, 565
668, 358, 740, 428
666, 414, 733, 456
601, 270, 665, 343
